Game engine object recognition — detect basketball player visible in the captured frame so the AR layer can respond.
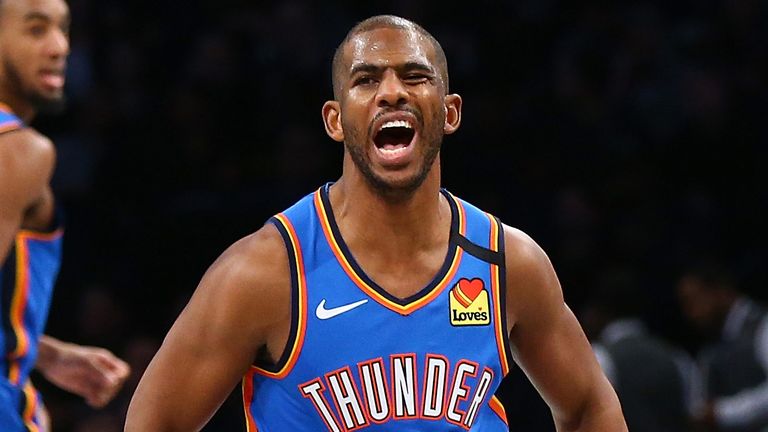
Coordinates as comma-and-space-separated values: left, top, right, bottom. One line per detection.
0, 0, 129, 430
126, 15, 626, 431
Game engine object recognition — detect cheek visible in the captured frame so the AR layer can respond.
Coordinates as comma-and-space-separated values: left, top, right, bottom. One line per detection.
426, 105, 446, 131
341, 107, 373, 136
340, 116, 365, 143
6, 46, 35, 72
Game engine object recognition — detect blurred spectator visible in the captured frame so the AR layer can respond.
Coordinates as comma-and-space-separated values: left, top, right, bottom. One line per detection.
584, 265, 701, 432
678, 260, 768, 432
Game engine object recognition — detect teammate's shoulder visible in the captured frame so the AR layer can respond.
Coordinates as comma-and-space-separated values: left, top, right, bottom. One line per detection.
0, 129, 56, 194
0, 128, 55, 168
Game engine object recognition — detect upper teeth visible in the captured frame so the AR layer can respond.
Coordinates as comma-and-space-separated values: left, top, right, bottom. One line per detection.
381, 120, 412, 130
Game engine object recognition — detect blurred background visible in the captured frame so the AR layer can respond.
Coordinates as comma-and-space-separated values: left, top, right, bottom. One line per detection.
31, 0, 767, 430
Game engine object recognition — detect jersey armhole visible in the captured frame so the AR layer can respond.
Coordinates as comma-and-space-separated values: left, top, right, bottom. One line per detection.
490, 215, 514, 376
250, 216, 307, 378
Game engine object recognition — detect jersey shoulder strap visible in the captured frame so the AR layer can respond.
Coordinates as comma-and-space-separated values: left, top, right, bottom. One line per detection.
0, 102, 24, 134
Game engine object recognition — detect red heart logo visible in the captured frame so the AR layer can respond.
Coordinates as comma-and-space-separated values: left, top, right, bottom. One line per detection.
457, 278, 484, 303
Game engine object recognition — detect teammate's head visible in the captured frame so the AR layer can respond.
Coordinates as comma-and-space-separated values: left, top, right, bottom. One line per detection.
677, 260, 739, 335
322, 15, 462, 199
0, 0, 70, 114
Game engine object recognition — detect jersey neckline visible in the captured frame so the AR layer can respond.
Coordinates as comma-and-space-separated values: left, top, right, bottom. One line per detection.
313, 182, 466, 315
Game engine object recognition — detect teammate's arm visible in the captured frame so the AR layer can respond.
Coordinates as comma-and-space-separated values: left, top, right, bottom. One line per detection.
503, 226, 627, 431
1, 131, 131, 410
0, 130, 55, 263
36, 335, 130, 408
125, 224, 291, 432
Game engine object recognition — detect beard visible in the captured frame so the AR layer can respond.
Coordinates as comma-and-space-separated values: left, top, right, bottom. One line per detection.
343, 106, 445, 200
4, 58, 66, 115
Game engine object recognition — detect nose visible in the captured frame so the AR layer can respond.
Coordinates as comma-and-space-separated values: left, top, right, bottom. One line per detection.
45, 28, 70, 59
374, 69, 408, 107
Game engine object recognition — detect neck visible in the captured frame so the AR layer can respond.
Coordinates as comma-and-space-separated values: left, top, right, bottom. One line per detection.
330, 159, 448, 253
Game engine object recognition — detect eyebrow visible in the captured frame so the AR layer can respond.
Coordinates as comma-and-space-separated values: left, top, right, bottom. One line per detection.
23, 12, 51, 22
23, 11, 70, 27
349, 61, 435, 77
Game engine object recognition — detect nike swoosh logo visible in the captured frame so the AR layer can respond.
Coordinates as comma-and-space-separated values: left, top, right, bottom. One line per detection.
315, 299, 369, 320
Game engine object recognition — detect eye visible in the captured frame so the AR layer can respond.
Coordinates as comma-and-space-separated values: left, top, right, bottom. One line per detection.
353, 76, 377, 86
404, 74, 430, 84
28, 25, 47, 37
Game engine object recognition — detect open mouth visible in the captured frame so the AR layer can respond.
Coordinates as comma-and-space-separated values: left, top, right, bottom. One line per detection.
39, 70, 65, 89
373, 119, 416, 155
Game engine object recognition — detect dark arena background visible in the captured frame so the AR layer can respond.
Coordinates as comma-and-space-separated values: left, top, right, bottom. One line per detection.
32, 0, 766, 430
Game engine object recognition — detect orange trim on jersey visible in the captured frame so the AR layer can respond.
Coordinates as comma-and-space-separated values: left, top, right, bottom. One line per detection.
17, 228, 63, 242
241, 368, 258, 432
0, 122, 21, 134
489, 395, 508, 425
8, 236, 32, 384
7, 231, 62, 383
252, 214, 307, 379
313, 189, 466, 315
452, 194, 467, 236
0, 102, 21, 132
21, 380, 40, 432
487, 214, 510, 376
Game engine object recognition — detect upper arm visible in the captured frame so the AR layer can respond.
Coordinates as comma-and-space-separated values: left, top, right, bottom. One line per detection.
0, 130, 55, 263
125, 223, 291, 432
503, 226, 624, 430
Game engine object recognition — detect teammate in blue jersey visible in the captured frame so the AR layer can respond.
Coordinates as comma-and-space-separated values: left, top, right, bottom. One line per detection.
126, 15, 627, 431
0, 0, 129, 430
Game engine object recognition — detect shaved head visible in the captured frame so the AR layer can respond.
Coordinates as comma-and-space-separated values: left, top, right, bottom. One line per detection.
331, 15, 449, 99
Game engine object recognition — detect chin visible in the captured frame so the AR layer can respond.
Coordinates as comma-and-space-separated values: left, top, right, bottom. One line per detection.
367, 170, 428, 198
31, 93, 67, 115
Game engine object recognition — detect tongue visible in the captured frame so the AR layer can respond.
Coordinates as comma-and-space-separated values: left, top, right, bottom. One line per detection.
382, 143, 405, 151
41, 74, 64, 88
376, 128, 412, 148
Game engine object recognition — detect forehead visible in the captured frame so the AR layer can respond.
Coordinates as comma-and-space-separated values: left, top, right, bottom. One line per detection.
0, 0, 69, 21
343, 27, 435, 70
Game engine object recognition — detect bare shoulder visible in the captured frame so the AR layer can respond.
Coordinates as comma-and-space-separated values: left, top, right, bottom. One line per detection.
0, 129, 56, 224
501, 225, 557, 288
501, 224, 564, 326
0, 129, 56, 192
501, 225, 548, 272
203, 222, 290, 299
193, 222, 291, 325
0, 128, 56, 172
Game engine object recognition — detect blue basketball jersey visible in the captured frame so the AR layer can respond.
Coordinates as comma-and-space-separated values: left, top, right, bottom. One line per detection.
243, 184, 512, 431
0, 105, 22, 134
0, 104, 64, 431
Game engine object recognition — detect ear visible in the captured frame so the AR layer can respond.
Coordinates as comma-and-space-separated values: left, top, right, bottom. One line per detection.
322, 100, 344, 142
443, 93, 462, 135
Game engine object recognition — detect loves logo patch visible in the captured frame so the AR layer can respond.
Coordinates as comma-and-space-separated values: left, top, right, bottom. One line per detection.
449, 278, 490, 326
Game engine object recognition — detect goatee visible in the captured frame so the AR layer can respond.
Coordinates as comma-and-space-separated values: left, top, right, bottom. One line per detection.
343, 108, 444, 201
31, 93, 66, 115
